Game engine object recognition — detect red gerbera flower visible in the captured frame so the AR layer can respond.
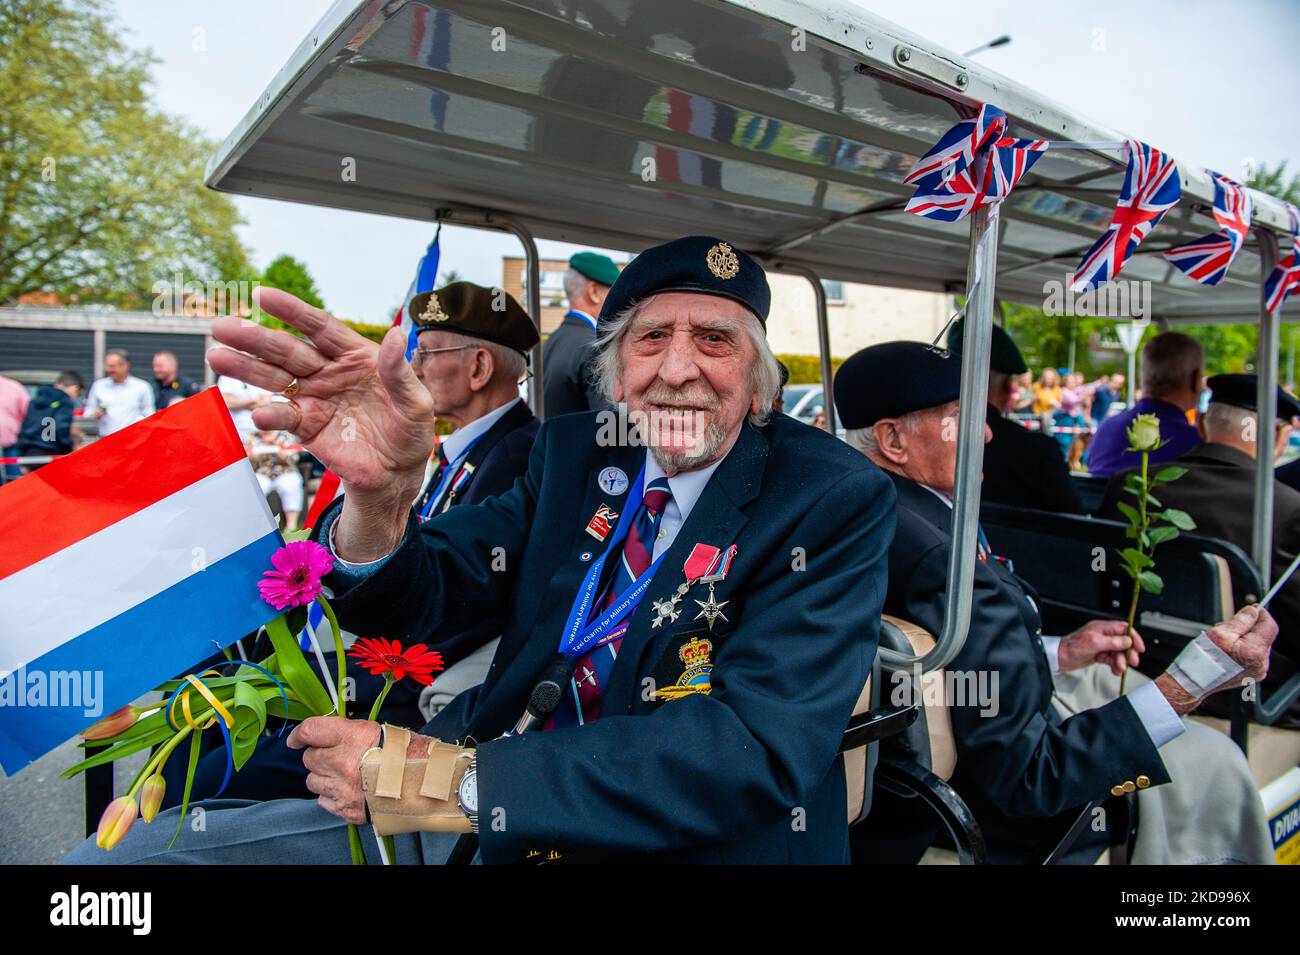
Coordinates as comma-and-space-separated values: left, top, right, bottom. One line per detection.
348, 637, 445, 686
258, 540, 334, 610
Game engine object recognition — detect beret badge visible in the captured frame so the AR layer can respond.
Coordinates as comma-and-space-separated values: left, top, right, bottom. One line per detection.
706, 242, 740, 280
419, 294, 451, 324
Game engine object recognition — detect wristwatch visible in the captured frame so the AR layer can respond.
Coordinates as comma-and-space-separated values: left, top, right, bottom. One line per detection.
457, 755, 479, 833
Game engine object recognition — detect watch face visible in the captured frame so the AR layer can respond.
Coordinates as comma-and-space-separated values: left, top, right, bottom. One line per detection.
459, 769, 478, 814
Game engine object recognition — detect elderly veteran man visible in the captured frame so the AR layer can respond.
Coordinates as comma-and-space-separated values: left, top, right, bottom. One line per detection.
64, 236, 895, 865
1101, 374, 1300, 726
542, 251, 621, 417
835, 341, 1276, 865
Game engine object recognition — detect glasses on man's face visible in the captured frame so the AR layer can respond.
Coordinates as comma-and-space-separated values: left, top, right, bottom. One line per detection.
411, 344, 479, 367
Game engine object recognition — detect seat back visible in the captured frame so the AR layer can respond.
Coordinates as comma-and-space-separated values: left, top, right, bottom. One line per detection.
979, 503, 1264, 676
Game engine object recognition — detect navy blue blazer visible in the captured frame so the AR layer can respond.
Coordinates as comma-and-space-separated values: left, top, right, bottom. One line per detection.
319, 412, 895, 864
874, 472, 1170, 864
415, 399, 539, 517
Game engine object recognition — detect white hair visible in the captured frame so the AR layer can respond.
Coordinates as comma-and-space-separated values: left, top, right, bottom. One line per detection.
591, 298, 781, 427
845, 412, 928, 460
1202, 401, 1253, 439
563, 268, 590, 306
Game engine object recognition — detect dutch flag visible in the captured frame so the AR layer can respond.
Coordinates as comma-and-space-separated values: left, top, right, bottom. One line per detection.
0, 388, 283, 773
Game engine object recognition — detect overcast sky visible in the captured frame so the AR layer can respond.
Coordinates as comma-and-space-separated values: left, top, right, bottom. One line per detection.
112, 0, 1300, 324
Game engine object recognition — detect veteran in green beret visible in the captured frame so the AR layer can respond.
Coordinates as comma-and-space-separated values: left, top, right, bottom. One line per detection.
542, 251, 621, 416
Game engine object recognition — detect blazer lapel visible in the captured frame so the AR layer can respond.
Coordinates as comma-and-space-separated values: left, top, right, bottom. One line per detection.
603, 422, 769, 709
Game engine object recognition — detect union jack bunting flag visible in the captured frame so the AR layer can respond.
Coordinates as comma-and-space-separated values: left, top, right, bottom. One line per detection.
1162, 171, 1253, 285
903, 104, 1047, 222
1264, 204, 1300, 315
1070, 140, 1182, 292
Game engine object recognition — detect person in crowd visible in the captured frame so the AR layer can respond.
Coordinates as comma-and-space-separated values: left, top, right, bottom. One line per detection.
541, 251, 620, 416
67, 234, 895, 865
1009, 370, 1034, 411
17, 370, 83, 469
1088, 332, 1203, 477
1091, 373, 1121, 422
1031, 367, 1062, 418
152, 350, 201, 409
835, 341, 1276, 865
1100, 374, 1300, 726
947, 318, 1083, 514
218, 372, 271, 436
1055, 371, 1088, 455
0, 373, 30, 481
83, 349, 155, 436
250, 429, 304, 530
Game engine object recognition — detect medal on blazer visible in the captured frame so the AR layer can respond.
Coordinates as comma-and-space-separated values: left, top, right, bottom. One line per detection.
651, 542, 722, 629
693, 544, 736, 630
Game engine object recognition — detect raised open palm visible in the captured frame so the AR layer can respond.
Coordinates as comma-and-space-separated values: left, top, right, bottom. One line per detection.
208, 288, 436, 495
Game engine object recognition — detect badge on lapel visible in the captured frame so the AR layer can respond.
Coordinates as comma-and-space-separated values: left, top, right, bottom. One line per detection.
585, 504, 619, 542
597, 467, 628, 495
654, 634, 714, 701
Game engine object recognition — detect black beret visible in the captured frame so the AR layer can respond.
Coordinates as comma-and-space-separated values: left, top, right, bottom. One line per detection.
833, 341, 963, 429
1207, 374, 1300, 421
410, 281, 539, 355
597, 235, 770, 331
946, 317, 1028, 375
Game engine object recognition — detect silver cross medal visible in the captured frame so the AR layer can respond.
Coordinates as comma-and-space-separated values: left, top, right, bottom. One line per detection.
694, 577, 729, 630
651, 581, 691, 629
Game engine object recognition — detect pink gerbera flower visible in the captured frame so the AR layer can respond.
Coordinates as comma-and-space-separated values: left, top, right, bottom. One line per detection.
259, 540, 334, 609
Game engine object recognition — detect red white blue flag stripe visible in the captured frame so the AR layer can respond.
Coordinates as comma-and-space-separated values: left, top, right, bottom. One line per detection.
1264, 204, 1300, 316
904, 104, 1047, 222
1070, 141, 1182, 292
0, 389, 282, 772
1162, 171, 1253, 286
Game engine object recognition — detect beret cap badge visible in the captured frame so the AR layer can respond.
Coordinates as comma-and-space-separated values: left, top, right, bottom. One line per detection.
419, 294, 451, 324
706, 242, 740, 280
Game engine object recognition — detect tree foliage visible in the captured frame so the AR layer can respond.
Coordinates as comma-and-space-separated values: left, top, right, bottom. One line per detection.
0, 0, 253, 306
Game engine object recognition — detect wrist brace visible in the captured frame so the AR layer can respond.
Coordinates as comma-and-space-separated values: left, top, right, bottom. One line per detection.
360, 724, 474, 836
1166, 630, 1244, 699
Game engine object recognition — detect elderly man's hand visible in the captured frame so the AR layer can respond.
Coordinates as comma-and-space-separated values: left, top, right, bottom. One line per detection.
207, 288, 436, 500
286, 717, 382, 825
1059, 619, 1144, 676
1156, 605, 1277, 715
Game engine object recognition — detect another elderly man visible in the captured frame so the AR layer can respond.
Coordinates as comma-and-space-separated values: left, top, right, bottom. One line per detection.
836, 341, 1275, 865
65, 235, 895, 865
541, 251, 620, 416
947, 317, 1083, 514
83, 349, 155, 436
1101, 374, 1300, 725
1089, 332, 1203, 477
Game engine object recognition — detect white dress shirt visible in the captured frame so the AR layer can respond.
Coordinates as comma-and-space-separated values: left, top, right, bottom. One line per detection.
920, 484, 1184, 748
84, 375, 155, 436
642, 452, 724, 560
416, 397, 522, 508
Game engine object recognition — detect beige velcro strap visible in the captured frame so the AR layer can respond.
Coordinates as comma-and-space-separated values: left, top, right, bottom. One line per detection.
375, 724, 411, 799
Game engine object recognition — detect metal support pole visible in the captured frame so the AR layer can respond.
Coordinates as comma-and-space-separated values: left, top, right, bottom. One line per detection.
879, 203, 999, 673
771, 261, 836, 433
1253, 231, 1280, 582
429, 208, 545, 419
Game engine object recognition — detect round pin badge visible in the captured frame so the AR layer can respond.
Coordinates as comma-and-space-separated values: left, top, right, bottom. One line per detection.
598, 466, 629, 495
579, 551, 593, 562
